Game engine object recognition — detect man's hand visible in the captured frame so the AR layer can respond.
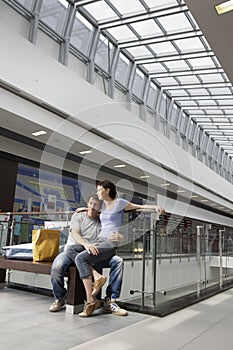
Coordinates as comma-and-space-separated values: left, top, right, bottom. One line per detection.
84, 243, 99, 255
108, 232, 124, 244
75, 207, 88, 213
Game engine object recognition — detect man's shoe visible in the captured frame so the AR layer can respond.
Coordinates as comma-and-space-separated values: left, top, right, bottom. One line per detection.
103, 297, 128, 316
92, 275, 107, 297
49, 299, 66, 312
79, 298, 100, 317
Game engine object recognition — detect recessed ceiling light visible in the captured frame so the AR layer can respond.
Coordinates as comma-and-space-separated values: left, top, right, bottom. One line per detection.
114, 164, 126, 168
177, 190, 185, 193
160, 183, 170, 187
140, 175, 151, 179
79, 150, 92, 155
215, 0, 233, 15
190, 195, 198, 198
32, 130, 47, 136
200, 199, 209, 202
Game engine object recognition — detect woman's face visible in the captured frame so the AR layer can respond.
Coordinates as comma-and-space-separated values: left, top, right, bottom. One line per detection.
96, 185, 109, 200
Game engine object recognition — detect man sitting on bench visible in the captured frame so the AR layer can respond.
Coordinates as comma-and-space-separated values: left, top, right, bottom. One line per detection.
50, 194, 127, 316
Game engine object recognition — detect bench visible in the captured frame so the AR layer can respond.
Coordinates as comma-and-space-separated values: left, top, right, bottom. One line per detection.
0, 257, 86, 314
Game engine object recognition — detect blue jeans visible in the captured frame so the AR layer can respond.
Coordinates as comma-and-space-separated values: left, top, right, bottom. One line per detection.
51, 248, 123, 301
74, 239, 116, 279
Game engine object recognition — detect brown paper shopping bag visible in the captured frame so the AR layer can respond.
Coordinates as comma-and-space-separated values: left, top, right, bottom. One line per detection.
32, 229, 60, 262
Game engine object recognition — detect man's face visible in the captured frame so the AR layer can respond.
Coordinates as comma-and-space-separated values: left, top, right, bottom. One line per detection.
87, 197, 101, 218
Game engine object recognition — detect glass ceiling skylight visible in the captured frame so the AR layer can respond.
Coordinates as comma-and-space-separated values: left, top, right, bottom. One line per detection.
74, 0, 233, 156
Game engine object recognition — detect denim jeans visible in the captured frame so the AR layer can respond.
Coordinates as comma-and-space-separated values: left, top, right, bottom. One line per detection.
74, 239, 116, 279
95, 255, 123, 300
50, 251, 74, 301
50, 247, 123, 301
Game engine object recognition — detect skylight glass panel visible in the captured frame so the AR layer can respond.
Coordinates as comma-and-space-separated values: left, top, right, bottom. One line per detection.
156, 77, 178, 85
208, 88, 232, 95
83, 2, 118, 21
188, 57, 216, 69
110, 0, 145, 14
147, 84, 157, 108
58, 0, 68, 6
70, 14, 92, 54
200, 125, 218, 129
177, 76, 200, 84
115, 53, 130, 86
107, 25, 136, 41
131, 19, 163, 37
132, 69, 144, 97
218, 100, 233, 106
94, 34, 114, 72
214, 122, 233, 126
164, 60, 189, 70
212, 125, 233, 129
144, 0, 178, 9
211, 118, 232, 122
193, 118, 212, 123
40, 0, 68, 35
169, 90, 188, 97
17, 0, 34, 9
203, 110, 225, 115
197, 100, 217, 106
144, 62, 167, 73
186, 88, 209, 95
206, 131, 222, 135
179, 101, 197, 106
149, 41, 177, 55
191, 112, 209, 117
174, 37, 205, 53
126, 46, 153, 58
158, 13, 193, 34
199, 74, 225, 83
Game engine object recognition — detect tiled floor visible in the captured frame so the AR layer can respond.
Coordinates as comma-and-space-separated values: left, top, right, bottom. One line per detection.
1, 287, 233, 350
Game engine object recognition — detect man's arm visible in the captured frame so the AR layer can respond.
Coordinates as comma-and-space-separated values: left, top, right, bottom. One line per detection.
108, 232, 124, 245
75, 207, 88, 213
71, 228, 99, 255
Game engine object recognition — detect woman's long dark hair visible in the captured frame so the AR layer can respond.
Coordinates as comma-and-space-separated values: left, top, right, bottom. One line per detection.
97, 179, 117, 199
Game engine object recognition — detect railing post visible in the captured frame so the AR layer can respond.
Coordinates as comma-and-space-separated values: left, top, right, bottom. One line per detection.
141, 213, 146, 309
152, 213, 158, 307
9, 216, 14, 246
219, 228, 225, 289
196, 225, 202, 298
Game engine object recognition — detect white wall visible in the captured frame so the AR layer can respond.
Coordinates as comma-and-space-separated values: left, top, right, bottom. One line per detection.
0, 19, 233, 225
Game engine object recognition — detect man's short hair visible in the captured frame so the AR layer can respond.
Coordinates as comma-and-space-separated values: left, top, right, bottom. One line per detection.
87, 194, 100, 203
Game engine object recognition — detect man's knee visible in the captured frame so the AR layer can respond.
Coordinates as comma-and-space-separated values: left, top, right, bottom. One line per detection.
110, 255, 124, 269
51, 253, 71, 275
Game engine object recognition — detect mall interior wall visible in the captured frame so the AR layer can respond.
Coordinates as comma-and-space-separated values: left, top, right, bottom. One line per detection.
0, 9, 233, 224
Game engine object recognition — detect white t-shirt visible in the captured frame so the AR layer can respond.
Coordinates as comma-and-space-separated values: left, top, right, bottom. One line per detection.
64, 212, 101, 250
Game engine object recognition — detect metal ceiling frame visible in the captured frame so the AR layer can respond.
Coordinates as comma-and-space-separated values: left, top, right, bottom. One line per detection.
3, 0, 233, 182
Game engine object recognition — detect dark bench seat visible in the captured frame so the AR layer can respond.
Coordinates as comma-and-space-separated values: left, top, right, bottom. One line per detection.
0, 257, 85, 314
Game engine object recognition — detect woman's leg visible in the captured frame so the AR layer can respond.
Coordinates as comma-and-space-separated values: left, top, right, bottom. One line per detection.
66, 245, 106, 297
81, 276, 95, 304
75, 242, 116, 316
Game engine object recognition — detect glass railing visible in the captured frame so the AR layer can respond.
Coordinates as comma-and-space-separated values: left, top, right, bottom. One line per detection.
117, 214, 233, 316
0, 211, 73, 250
1, 210, 233, 316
